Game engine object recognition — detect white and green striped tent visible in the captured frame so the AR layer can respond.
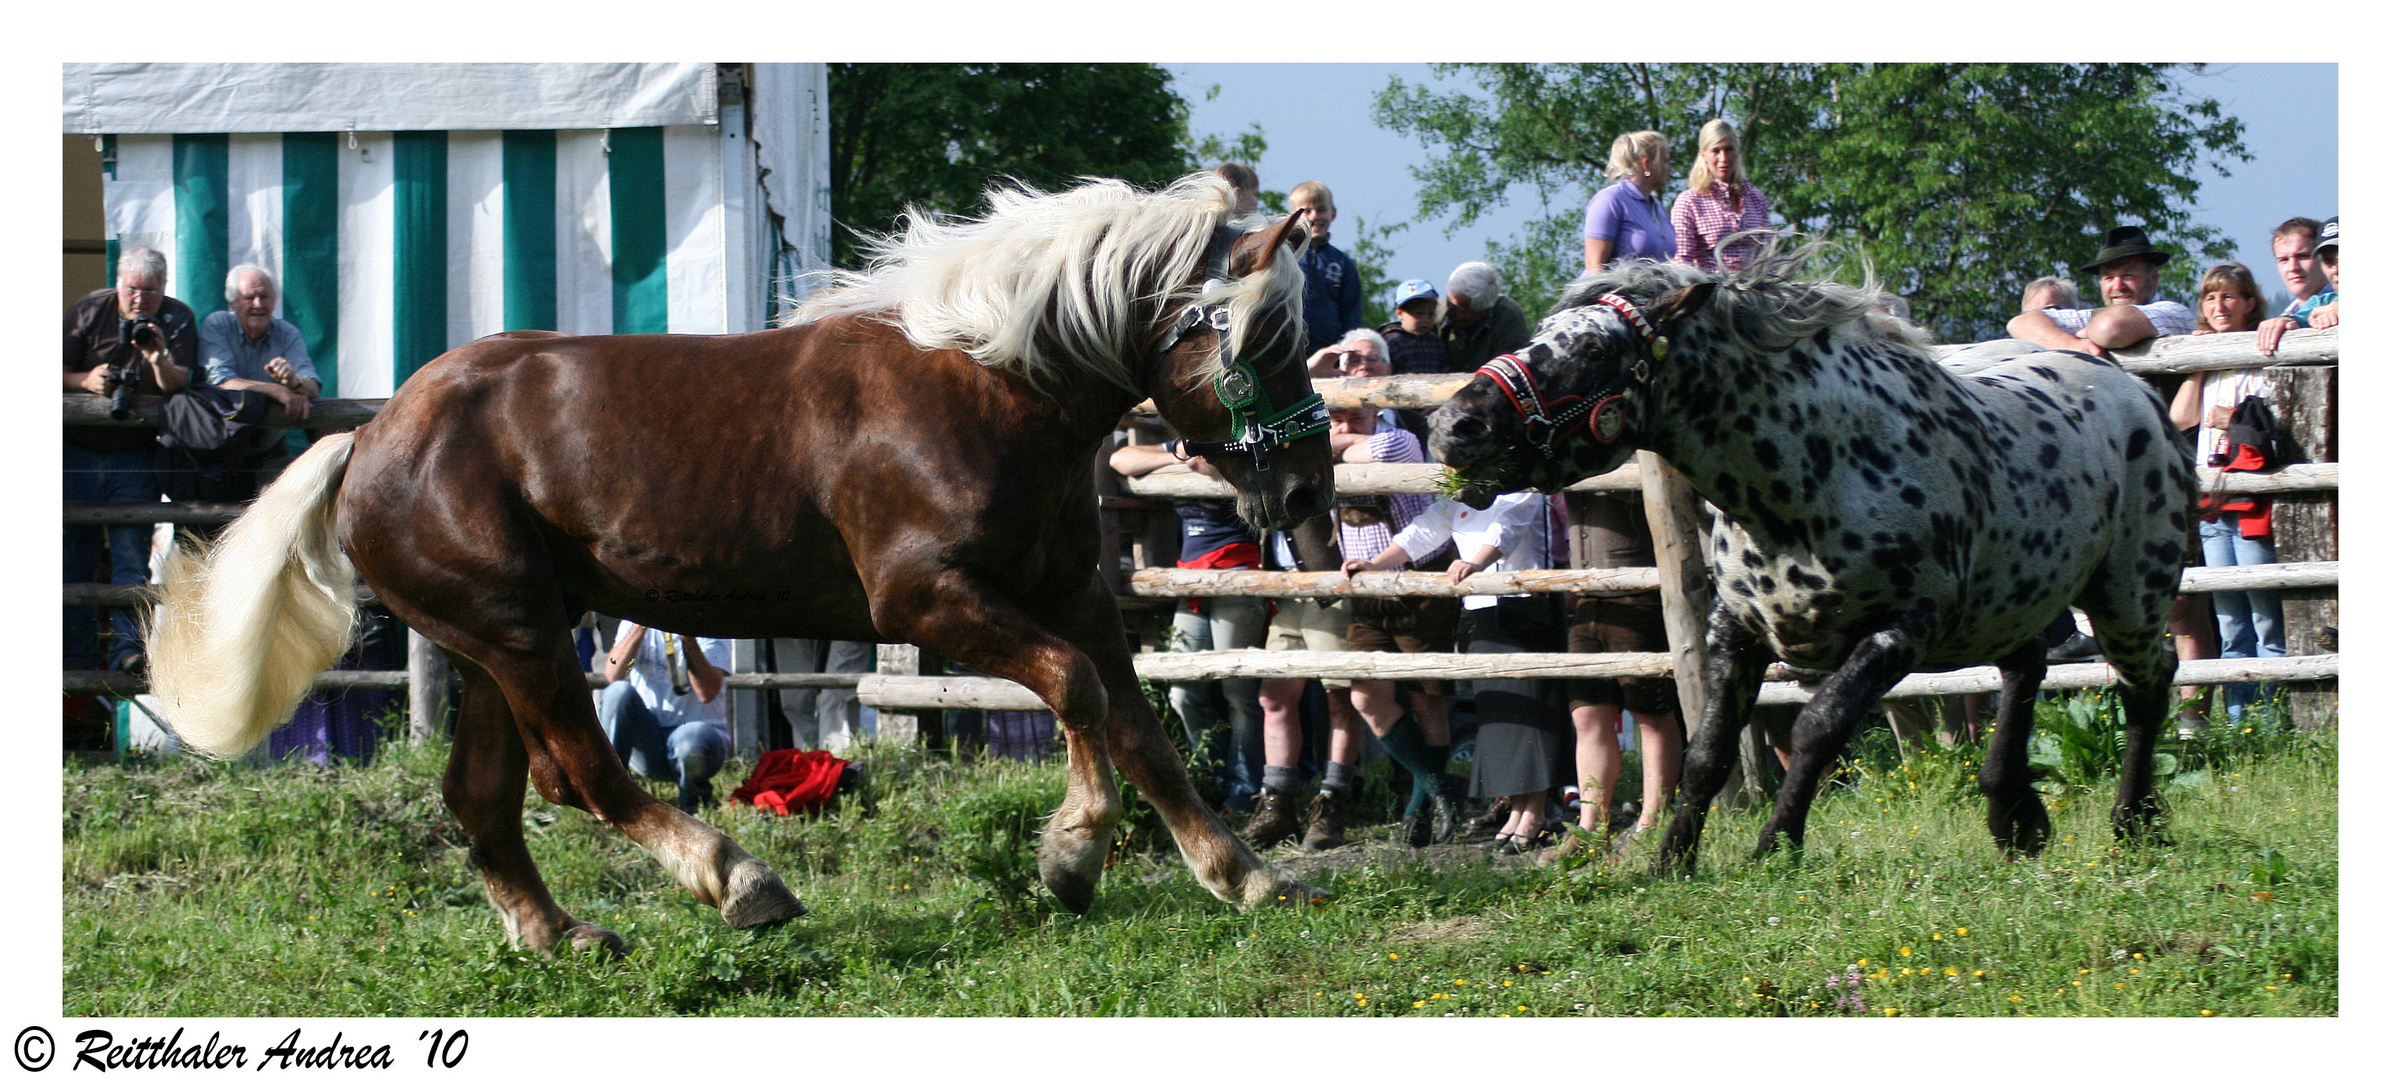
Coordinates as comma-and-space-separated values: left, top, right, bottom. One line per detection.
62, 62, 830, 400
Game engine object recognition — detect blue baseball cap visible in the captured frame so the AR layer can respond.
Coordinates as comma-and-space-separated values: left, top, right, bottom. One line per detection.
1394, 279, 1439, 308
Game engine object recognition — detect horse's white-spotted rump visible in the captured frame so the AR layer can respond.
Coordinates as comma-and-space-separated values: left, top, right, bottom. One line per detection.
1430, 253, 2195, 868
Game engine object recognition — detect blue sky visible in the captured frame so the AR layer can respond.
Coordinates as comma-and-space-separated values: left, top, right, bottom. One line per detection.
1169, 63, 2337, 316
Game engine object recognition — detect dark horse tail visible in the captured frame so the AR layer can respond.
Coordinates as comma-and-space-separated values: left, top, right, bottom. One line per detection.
147, 432, 361, 759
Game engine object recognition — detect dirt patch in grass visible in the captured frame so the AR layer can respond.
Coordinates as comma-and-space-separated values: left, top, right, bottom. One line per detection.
1385, 914, 1498, 947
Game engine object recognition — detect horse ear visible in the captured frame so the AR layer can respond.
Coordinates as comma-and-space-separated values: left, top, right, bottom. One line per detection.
1649, 283, 1716, 329
1232, 209, 1308, 276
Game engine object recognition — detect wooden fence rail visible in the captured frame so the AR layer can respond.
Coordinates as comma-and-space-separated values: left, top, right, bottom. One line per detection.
64, 325, 2341, 745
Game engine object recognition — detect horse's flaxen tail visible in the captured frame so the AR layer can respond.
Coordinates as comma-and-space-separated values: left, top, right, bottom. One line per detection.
147, 432, 361, 759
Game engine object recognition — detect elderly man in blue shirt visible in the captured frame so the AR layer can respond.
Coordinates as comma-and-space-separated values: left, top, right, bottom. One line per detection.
200, 265, 320, 420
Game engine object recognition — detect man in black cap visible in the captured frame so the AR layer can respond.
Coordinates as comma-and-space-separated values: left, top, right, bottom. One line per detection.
2007, 224, 2195, 355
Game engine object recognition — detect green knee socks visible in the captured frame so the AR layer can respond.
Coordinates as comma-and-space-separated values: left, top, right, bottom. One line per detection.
1375, 709, 1452, 811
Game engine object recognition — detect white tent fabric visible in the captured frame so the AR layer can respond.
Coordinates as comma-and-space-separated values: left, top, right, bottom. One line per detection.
62, 63, 718, 135
77, 64, 828, 398
748, 64, 831, 302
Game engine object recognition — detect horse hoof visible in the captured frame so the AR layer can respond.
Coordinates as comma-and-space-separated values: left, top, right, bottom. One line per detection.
1249, 875, 1332, 909
566, 922, 628, 958
721, 859, 807, 929
1040, 862, 1098, 915
1038, 826, 1108, 915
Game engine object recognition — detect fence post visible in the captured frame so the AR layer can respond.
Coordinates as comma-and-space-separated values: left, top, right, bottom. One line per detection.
874, 644, 926, 746
406, 629, 450, 741
2267, 366, 2337, 731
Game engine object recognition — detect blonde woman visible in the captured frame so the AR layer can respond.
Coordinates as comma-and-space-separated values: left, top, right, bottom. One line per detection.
1670, 118, 1773, 272
2168, 261, 2286, 731
1583, 130, 1675, 273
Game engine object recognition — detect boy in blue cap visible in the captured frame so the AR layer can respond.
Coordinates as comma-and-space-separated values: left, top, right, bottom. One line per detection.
1379, 279, 1449, 375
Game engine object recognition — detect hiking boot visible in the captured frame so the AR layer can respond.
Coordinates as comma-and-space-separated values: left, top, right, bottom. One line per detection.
1241, 788, 1302, 849
1400, 806, 1432, 849
1537, 830, 1584, 868
1429, 791, 1460, 845
1301, 790, 1347, 851
1466, 797, 1510, 835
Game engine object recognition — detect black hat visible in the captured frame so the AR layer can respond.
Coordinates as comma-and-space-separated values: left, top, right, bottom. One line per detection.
2080, 225, 2174, 273
2314, 215, 2339, 255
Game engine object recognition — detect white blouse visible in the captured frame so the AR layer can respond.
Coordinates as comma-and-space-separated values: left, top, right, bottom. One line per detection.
1392, 491, 1551, 610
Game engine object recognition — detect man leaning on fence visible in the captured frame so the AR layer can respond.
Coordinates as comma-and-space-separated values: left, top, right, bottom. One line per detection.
2006, 225, 2194, 355
198, 264, 321, 494
63, 246, 195, 675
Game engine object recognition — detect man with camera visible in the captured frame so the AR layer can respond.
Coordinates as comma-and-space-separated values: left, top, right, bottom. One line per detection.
63, 246, 195, 673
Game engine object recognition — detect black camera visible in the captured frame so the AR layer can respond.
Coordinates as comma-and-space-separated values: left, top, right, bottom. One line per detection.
124, 315, 164, 348
110, 316, 163, 421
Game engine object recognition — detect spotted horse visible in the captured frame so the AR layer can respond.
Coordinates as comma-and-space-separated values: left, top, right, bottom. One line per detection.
1428, 254, 2195, 872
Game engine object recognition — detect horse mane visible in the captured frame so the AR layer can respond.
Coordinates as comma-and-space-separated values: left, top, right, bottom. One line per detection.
793, 173, 1295, 395
1555, 239, 1934, 357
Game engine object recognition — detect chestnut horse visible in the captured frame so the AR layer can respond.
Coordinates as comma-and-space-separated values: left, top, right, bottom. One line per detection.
147, 174, 1335, 954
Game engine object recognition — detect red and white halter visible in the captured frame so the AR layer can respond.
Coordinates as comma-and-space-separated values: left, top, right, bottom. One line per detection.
1471, 293, 1659, 460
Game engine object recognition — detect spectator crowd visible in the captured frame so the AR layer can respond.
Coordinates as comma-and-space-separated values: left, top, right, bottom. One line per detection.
1133, 138, 2336, 860
68, 131, 2335, 845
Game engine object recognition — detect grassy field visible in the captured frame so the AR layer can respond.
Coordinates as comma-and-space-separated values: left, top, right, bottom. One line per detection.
61, 701, 2336, 1017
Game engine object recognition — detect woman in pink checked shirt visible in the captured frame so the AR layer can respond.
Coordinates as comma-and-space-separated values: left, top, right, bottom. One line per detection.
1670, 117, 1774, 273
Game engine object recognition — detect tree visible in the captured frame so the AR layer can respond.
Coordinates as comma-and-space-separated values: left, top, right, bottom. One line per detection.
1373, 64, 2248, 342
828, 64, 1197, 268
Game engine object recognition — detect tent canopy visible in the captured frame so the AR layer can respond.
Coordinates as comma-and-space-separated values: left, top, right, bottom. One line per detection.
62, 63, 720, 135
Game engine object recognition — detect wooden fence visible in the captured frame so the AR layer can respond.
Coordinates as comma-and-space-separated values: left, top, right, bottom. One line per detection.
64, 326, 2340, 746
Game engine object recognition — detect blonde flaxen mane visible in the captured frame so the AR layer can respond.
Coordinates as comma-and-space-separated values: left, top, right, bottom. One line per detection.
794, 173, 1300, 395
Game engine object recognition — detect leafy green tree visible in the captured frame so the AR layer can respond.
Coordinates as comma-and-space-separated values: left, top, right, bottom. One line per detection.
828, 64, 1196, 268
1373, 64, 2248, 342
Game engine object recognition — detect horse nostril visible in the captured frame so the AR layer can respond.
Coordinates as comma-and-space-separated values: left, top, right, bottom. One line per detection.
1453, 415, 1488, 441
1284, 482, 1328, 520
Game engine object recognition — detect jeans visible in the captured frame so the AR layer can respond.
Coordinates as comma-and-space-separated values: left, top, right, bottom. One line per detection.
63, 444, 162, 670
1169, 598, 1266, 810
2198, 515, 2285, 721
598, 681, 731, 811
772, 638, 876, 750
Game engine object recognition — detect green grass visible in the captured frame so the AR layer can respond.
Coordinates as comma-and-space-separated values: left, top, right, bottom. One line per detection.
62, 706, 2336, 1017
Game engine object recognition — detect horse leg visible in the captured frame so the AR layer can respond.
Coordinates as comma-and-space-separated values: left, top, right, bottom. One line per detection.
1979, 639, 2053, 857
1063, 573, 1321, 908
890, 571, 1125, 914
1654, 603, 1770, 875
477, 643, 806, 931
379, 578, 801, 940
1755, 625, 1920, 858
442, 659, 624, 956
2086, 591, 2180, 844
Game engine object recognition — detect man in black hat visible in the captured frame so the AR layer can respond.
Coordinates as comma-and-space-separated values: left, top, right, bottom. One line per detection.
2007, 225, 2195, 355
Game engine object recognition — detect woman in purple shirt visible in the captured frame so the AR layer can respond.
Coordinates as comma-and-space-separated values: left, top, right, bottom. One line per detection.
1582, 130, 1675, 273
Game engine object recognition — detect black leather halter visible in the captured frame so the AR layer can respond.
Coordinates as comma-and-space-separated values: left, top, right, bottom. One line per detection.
1470, 292, 1659, 460
1149, 298, 1331, 469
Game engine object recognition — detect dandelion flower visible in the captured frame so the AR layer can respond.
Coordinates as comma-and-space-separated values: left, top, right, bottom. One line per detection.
1900, 946, 1913, 957
2008, 995, 2022, 1003
1972, 970, 1985, 978
1956, 927, 1969, 936
1883, 1008, 1898, 1016
1455, 978, 1466, 986
1945, 967, 1959, 977
1390, 953, 1400, 961
2201, 1009, 2214, 1017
